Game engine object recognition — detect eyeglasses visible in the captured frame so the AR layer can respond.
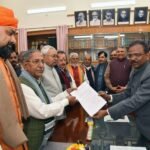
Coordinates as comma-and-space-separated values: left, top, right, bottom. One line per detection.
127, 53, 145, 58
27, 60, 44, 65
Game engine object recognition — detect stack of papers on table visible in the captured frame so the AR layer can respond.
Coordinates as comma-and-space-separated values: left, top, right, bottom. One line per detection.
104, 115, 129, 123
71, 82, 106, 117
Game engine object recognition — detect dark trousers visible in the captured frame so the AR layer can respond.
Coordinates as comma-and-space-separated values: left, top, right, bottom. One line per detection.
137, 134, 150, 150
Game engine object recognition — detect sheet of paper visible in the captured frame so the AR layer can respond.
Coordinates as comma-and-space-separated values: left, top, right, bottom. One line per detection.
71, 82, 106, 117
104, 115, 129, 123
110, 145, 146, 150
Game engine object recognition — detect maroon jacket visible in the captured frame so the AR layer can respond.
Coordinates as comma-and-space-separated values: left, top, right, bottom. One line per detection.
109, 58, 131, 86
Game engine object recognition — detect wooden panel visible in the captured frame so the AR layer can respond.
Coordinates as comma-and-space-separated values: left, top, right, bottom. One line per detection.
27, 29, 56, 36
26, 24, 150, 36
68, 24, 150, 35
26, 24, 150, 37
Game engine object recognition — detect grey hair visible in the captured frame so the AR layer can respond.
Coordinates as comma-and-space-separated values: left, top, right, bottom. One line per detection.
21, 49, 40, 62
41, 45, 56, 55
69, 52, 79, 58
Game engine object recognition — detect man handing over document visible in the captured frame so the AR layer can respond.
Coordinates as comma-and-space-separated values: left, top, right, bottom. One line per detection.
71, 82, 106, 116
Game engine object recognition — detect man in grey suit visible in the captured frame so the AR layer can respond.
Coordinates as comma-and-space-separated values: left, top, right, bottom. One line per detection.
94, 40, 150, 149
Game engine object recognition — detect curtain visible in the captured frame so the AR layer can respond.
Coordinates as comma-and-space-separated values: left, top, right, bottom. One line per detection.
18, 28, 28, 53
56, 25, 68, 53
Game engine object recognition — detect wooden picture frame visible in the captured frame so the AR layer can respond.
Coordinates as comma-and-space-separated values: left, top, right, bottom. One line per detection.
74, 11, 87, 27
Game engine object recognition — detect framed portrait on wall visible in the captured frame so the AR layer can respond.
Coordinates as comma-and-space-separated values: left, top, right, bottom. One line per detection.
74, 11, 87, 27
117, 8, 130, 25
102, 9, 115, 26
134, 7, 148, 24
89, 10, 101, 26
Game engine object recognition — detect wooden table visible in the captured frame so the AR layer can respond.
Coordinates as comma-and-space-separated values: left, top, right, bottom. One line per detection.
50, 103, 88, 143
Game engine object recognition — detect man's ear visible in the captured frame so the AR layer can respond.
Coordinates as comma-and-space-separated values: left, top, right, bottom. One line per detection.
146, 52, 150, 61
22, 61, 28, 69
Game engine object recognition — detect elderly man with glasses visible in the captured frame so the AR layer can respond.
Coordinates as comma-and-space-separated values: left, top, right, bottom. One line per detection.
20, 50, 76, 150
94, 40, 150, 149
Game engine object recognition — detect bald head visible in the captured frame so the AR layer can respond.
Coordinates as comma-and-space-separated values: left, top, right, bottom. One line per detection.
117, 48, 127, 60
83, 54, 92, 67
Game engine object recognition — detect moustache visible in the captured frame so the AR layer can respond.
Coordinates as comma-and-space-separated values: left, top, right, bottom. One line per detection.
0, 43, 16, 60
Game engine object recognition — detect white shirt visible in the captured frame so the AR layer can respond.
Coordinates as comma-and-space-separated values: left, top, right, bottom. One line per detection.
103, 19, 114, 25
21, 84, 69, 120
90, 19, 101, 26
76, 20, 86, 27
42, 64, 63, 97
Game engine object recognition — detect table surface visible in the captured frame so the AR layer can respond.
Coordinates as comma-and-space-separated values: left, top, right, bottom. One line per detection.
43, 142, 146, 150
48, 115, 140, 150
44, 142, 71, 150
50, 104, 88, 143
90, 116, 140, 150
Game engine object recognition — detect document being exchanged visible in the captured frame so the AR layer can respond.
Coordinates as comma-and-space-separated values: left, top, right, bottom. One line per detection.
71, 82, 106, 117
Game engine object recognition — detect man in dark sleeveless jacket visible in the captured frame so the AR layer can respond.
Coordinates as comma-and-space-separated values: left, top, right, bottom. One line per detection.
105, 48, 131, 94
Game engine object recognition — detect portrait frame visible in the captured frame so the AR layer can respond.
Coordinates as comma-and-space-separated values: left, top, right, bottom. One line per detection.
89, 10, 101, 26
134, 7, 148, 24
74, 11, 87, 27
117, 8, 130, 25
102, 9, 115, 26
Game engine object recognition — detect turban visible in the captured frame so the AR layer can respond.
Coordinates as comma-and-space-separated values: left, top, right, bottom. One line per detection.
0, 6, 18, 28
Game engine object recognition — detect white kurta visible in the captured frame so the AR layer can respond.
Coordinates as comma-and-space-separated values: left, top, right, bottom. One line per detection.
42, 64, 63, 97
21, 84, 69, 120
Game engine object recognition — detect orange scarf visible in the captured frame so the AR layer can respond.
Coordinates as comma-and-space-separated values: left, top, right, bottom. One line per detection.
67, 64, 84, 86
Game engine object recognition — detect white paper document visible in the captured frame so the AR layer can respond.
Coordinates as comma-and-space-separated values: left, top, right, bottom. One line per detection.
71, 82, 106, 117
104, 115, 129, 123
110, 145, 146, 150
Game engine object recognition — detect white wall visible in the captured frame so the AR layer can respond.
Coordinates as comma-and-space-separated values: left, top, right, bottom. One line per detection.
1, 0, 150, 29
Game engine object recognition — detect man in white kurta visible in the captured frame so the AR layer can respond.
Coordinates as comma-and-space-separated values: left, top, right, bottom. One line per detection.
20, 50, 76, 149
41, 45, 64, 97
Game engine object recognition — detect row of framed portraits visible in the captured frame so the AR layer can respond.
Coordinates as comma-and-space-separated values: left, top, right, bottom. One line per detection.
74, 7, 149, 27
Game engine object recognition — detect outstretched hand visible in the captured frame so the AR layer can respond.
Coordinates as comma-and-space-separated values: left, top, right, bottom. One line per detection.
93, 109, 108, 119
98, 91, 111, 101
67, 95, 77, 106
66, 88, 77, 94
